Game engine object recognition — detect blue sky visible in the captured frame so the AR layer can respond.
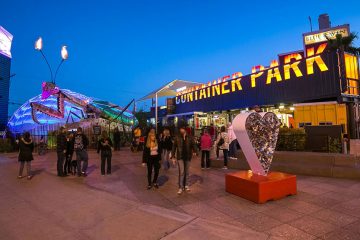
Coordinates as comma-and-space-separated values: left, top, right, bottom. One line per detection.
3, 0, 360, 114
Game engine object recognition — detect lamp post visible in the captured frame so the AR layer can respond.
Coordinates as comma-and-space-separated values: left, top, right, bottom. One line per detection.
34, 37, 68, 84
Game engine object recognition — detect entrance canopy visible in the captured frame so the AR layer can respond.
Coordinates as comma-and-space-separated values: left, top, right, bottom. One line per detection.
137, 79, 200, 101
137, 79, 201, 132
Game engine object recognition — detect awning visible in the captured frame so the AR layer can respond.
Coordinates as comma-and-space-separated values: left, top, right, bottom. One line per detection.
137, 79, 201, 101
166, 112, 204, 117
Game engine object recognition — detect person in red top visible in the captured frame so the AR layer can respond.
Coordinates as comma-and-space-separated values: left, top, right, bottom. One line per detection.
200, 129, 212, 169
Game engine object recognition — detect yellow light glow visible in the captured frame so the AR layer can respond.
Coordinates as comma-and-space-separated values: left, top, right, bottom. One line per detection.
306, 43, 328, 74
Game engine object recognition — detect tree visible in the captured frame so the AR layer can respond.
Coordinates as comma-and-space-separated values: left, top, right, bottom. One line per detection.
134, 110, 149, 129
326, 32, 360, 139
326, 32, 360, 55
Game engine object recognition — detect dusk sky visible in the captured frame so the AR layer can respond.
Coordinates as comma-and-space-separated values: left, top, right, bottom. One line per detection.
3, 0, 360, 114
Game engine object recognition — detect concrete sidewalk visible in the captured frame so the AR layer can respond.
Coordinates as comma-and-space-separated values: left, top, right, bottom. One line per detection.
0, 149, 360, 239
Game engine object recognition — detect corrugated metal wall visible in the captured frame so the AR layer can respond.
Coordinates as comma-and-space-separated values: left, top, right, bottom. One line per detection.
175, 50, 341, 113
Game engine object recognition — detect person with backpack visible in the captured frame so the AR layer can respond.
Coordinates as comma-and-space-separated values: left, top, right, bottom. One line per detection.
74, 127, 89, 177
17, 132, 34, 180
97, 131, 113, 176
216, 126, 230, 169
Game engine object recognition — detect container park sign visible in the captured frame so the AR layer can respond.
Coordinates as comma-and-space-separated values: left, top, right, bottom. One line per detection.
175, 43, 344, 113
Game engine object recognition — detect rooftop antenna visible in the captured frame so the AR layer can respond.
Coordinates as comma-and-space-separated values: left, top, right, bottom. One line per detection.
308, 16, 313, 32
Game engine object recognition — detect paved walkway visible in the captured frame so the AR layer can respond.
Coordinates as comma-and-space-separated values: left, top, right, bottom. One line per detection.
0, 149, 360, 239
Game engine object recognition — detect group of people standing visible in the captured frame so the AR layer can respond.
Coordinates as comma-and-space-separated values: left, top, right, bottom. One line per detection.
56, 127, 89, 177
15, 122, 238, 195
142, 126, 197, 194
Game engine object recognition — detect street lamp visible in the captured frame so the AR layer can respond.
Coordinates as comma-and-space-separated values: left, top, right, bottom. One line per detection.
34, 37, 69, 84
54, 45, 68, 83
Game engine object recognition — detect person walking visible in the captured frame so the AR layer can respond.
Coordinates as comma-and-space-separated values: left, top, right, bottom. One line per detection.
200, 129, 212, 169
56, 127, 67, 177
160, 128, 173, 170
142, 128, 155, 167
143, 133, 161, 190
74, 127, 89, 177
227, 123, 238, 160
64, 133, 74, 175
17, 132, 34, 180
113, 128, 121, 151
216, 126, 230, 169
97, 131, 113, 176
171, 126, 197, 195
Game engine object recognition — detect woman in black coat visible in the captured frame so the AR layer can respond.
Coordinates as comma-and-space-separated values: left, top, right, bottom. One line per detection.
18, 132, 34, 180
143, 133, 161, 190
97, 131, 113, 175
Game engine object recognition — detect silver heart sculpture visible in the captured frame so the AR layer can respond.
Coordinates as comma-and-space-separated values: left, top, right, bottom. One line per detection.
233, 112, 281, 176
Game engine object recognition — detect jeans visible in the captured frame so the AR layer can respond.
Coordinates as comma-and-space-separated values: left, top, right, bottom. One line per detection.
161, 149, 171, 170
229, 140, 238, 158
178, 159, 190, 189
201, 150, 210, 168
76, 150, 88, 175
223, 149, 229, 167
147, 155, 160, 185
19, 161, 31, 177
64, 153, 73, 174
57, 151, 65, 176
101, 153, 112, 175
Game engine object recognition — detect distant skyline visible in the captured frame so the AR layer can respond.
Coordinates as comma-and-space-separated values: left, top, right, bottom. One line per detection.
2, 0, 360, 115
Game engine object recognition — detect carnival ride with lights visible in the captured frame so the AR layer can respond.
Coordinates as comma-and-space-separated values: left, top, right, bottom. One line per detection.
8, 82, 136, 134
8, 37, 136, 134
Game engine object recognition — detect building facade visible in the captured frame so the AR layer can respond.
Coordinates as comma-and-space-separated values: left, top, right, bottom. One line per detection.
0, 26, 13, 131
163, 22, 360, 137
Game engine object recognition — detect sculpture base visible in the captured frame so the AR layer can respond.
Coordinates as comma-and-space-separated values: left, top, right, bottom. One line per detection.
225, 171, 297, 204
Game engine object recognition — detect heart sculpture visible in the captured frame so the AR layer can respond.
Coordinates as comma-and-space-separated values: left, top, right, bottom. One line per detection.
232, 112, 281, 176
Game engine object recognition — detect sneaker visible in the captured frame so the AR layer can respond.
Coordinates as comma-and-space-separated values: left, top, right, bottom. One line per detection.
147, 185, 152, 190
177, 188, 183, 195
185, 186, 191, 192
201, 167, 205, 170
27, 175, 33, 180
81, 172, 88, 177
17, 176, 23, 179
222, 166, 228, 170
153, 183, 159, 189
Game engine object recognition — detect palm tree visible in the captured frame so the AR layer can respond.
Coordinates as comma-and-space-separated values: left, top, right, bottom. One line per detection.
326, 32, 360, 139
326, 32, 360, 55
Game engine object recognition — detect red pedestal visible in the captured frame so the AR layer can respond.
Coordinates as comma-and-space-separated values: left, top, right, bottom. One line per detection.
225, 171, 297, 204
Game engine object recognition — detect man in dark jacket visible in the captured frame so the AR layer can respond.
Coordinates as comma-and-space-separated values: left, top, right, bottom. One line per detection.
56, 126, 67, 177
74, 127, 89, 177
171, 126, 197, 195
113, 128, 121, 151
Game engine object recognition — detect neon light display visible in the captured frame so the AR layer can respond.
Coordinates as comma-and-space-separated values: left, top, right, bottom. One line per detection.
176, 43, 329, 104
8, 84, 136, 133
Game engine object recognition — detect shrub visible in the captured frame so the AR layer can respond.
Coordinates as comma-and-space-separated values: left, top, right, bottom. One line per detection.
276, 128, 306, 151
